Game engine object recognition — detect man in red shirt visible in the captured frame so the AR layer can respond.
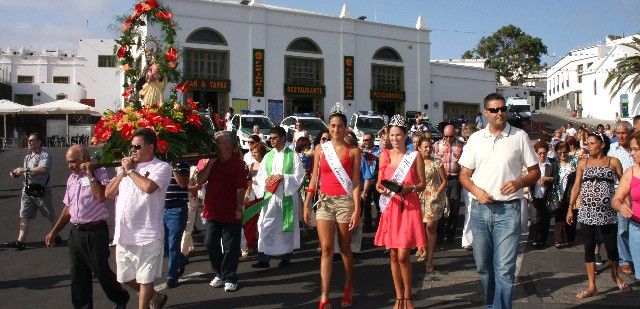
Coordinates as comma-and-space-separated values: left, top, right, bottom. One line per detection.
197, 131, 247, 292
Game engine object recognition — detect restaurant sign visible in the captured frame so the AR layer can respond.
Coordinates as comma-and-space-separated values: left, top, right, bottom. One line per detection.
187, 79, 231, 92
344, 56, 354, 100
370, 90, 405, 102
283, 84, 325, 98
253, 49, 264, 97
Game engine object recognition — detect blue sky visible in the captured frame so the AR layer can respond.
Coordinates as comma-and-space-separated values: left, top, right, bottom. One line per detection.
1, 0, 639, 66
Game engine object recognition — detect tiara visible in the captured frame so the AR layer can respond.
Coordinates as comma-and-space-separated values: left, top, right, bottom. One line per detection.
389, 114, 406, 127
330, 102, 344, 115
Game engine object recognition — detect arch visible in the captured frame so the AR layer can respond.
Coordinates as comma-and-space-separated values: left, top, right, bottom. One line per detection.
373, 47, 402, 62
186, 28, 228, 45
286, 37, 322, 54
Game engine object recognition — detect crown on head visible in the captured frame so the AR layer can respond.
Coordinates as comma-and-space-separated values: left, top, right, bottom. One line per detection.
330, 101, 344, 115
389, 114, 406, 127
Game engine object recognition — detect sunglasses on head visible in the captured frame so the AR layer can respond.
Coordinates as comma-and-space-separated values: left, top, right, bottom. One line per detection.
131, 144, 146, 150
486, 106, 507, 113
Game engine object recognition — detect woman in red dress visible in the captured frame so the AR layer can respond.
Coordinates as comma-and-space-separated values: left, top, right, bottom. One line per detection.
304, 103, 362, 309
375, 115, 426, 309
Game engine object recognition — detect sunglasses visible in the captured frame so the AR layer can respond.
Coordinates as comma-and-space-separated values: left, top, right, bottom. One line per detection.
362, 139, 372, 142
486, 106, 507, 113
321, 137, 328, 141
131, 144, 146, 150
444, 135, 455, 138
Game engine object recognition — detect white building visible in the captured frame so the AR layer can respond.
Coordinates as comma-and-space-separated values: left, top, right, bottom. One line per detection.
145, 0, 430, 123
0, 39, 122, 113
547, 34, 640, 120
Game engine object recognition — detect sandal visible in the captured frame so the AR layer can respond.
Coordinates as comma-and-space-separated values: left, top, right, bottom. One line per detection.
617, 282, 631, 293
576, 289, 597, 299
340, 286, 352, 308
416, 254, 426, 263
319, 299, 331, 309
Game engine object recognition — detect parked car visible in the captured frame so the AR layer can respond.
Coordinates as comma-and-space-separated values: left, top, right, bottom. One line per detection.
349, 111, 387, 145
280, 113, 328, 144
230, 110, 274, 150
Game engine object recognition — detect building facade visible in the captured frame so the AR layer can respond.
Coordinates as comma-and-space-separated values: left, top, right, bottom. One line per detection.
146, 0, 430, 123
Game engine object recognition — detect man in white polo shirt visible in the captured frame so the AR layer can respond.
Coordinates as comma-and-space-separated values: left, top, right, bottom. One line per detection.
106, 128, 172, 309
459, 93, 540, 309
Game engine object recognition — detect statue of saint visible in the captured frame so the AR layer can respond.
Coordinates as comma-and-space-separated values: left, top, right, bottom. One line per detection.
140, 61, 167, 107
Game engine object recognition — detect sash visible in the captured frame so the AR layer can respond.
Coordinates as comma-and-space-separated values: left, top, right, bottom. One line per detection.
379, 151, 418, 213
242, 148, 295, 232
321, 142, 353, 198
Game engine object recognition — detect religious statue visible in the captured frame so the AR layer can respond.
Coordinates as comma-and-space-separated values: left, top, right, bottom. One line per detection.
140, 60, 167, 107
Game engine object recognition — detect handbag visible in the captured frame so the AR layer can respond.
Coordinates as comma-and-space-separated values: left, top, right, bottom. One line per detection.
24, 172, 49, 198
381, 179, 403, 194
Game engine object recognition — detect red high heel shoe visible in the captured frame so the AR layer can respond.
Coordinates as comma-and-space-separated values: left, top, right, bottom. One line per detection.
341, 286, 353, 307
319, 299, 331, 309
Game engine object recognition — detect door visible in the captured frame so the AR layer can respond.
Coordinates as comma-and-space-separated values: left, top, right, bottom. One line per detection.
373, 101, 399, 119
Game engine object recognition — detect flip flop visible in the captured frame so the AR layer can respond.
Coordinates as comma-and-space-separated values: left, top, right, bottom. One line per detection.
576, 289, 597, 299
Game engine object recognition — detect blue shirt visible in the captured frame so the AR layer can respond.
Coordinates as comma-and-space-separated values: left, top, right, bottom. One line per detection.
359, 155, 374, 189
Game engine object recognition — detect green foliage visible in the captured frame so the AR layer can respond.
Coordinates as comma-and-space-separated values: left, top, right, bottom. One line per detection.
605, 36, 640, 98
462, 24, 548, 85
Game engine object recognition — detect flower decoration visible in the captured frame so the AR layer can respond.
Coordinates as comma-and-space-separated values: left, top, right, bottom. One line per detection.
92, 0, 217, 163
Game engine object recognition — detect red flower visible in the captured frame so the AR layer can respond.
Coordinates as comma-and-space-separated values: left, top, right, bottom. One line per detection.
156, 10, 172, 20
144, 0, 159, 11
186, 113, 202, 128
121, 17, 133, 31
122, 86, 133, 99
167, 61, 177, 69
165, 47, 178, 62
133, 3, 144, 18
175, 81, 191, 93
186, 98, 198, 110
156, 139, 169, 153
138, 118, 153, 128
163, 120, 183, 133
98, 127, 112, 143
121, 123, 135, 141
117, 45, 128, 59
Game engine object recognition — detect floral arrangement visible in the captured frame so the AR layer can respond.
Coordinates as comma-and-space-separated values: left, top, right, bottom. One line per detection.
92, 0, 217, 163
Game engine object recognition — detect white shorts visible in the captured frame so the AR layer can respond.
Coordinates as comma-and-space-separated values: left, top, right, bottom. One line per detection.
115, 239, 164, 284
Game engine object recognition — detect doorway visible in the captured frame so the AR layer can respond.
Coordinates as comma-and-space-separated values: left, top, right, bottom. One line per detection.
373, 101, 403, 119
191, 91, 220, 116
285, 97, 323, 116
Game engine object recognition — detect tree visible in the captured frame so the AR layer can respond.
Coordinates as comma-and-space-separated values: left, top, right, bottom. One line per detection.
462, 24, 547, 85
605, 36, 640, 98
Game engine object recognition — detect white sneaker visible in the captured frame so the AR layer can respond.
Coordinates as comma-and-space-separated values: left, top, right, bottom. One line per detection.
241, 248, 249, 259
224, 282, 238, 292
209, 276, 224, 288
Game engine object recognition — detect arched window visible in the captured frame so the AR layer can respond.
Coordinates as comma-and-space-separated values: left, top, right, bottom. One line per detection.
287, 38, 322, 54
373, 47, 402, 62
186, 28, 227, 45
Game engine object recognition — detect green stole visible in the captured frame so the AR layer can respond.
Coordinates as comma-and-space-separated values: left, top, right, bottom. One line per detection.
242, 147, 295, 232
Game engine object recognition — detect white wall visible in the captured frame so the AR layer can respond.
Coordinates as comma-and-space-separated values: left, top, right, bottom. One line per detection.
430, 62, 496, 123
76, 39, 122, 112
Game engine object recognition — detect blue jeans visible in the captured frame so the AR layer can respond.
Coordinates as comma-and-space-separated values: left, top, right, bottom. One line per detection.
164, 206, 188, 281
204, 220, 242, 284
617, 213, 633, 265
628, 220, 640, 280
471, 199, 521, 309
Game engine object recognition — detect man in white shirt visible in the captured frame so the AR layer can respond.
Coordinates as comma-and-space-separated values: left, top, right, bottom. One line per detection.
608, 121, 635, 275
224, 107, 235, 131
292, 121, 308, 146
565, 123, 577, 137
106, 128, 172, 309
459, 93, 540, 309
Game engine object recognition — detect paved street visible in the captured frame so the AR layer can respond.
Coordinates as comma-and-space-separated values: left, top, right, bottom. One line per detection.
1, 112, 640, 308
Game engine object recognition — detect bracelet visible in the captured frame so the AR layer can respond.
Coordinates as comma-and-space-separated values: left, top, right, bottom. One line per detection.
306, 188, 317, 194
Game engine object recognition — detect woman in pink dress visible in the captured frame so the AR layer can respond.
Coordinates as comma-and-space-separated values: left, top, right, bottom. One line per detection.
375, 115, 426, 309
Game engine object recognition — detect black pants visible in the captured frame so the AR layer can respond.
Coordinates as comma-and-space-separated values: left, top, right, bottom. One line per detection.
438, 177, 461, 241
204, 220, 241, 284
581, 223, 618, 263
363, 188, 380, 231
68, 222, 129, 309
529, 198, 550, 244
554, 205, 578, 244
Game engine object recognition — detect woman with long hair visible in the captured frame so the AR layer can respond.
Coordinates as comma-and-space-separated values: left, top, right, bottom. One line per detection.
375, 115, 426, 309
567, 132, 629, 299
303, 105, 361, 308
415, 137, 446, 272
612, 131, 640, 282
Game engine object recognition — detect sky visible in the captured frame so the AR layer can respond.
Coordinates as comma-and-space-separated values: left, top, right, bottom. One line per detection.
1, 0, 639, 66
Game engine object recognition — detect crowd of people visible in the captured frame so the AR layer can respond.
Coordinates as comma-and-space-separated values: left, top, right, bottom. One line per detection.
4, 93, 640, 309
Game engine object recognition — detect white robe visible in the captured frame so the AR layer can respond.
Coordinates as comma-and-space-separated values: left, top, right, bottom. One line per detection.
254, 148, 305, 256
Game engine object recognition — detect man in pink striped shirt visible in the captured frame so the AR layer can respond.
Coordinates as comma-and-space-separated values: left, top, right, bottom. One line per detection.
45, 145, 130, 308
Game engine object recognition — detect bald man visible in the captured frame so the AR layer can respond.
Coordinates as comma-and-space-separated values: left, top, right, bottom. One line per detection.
46, 145, 130, 309
434, 124, 464, 244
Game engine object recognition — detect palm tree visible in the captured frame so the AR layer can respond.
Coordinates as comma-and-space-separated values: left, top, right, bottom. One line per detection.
605, 36, 640, 97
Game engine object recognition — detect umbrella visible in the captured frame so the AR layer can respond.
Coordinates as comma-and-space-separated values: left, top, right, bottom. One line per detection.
0, 99, 28, 139
26, 99, 100, 142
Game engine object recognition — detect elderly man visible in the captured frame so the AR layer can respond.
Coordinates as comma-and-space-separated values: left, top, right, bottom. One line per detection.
5, 133, 57, 250
410, 117, 427, 133
434, 124, 464, 244
292, 121, 308, 146
608, 121, 635, 275
251, 126, 304, 268
197, 131, 247, 292
459, 93, 540, 309
46, 145, 129, 309
106, 128, 172, 309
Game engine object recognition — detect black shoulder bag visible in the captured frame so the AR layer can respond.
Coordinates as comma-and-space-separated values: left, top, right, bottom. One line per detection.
24, 172, 49, 198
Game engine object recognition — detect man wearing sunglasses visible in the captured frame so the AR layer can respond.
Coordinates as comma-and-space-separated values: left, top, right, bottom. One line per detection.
106, 128, 173, 308
459, 93, 540, 309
